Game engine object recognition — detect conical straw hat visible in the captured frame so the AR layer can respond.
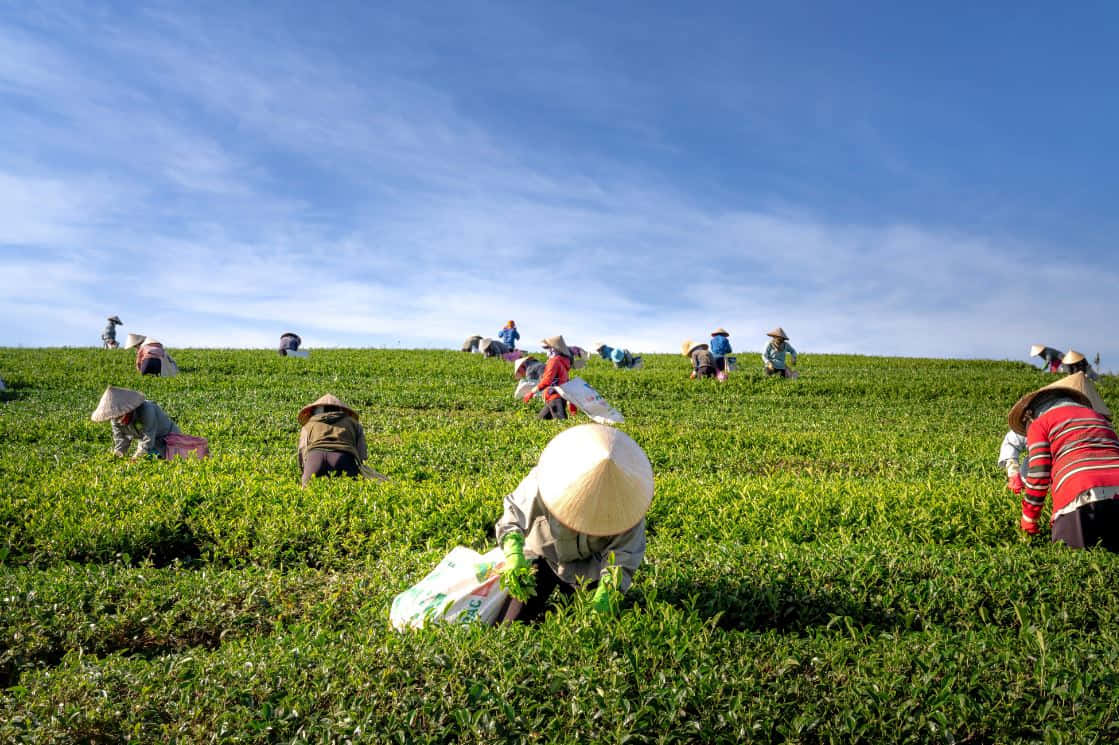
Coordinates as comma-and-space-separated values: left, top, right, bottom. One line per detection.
91, 386, 146, 421
686, 341, 709, 356
513, 356, 534, 376
536, 424, 654, 537
712, 327, 730, 337
1029, 344, 1045, 358
766, 326, 788, 339
680, 339, 694, 357
108, 315, 123, 324
1008, 372, 1112, 435
124, 333, 147, 349
1063, 349, 1085, 365
298, 394, 359, 425
540, 335, 572, 358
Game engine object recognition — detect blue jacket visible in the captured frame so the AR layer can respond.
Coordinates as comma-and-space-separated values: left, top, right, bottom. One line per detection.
499, 327, 520, 348
709, 335, 732, 357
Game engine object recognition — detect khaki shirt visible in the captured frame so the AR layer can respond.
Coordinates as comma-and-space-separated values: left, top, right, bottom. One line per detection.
111, 401, 181, 458
495, 467, 646, 592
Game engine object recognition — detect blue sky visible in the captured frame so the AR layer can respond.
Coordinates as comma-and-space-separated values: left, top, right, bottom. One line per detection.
2, 1, 1117, 366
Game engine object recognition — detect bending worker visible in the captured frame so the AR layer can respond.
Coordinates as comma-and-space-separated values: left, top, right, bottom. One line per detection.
763, 327, 797, 377
1009, 372, 1119, 549
278, 332, 303, 356
101, 316, 123, 349
1030, 344, 1063, 373
683, 340, 717, 379
91, 386, 180, 459
514, 355, 545, 384
126, 335, 178, 376
496, 423, 653, 622
709, 328, 732, 371
1062, 349, 1099, 380
297, 394, 386, 486
594, 343, 642, 370
524, 335, 576, 419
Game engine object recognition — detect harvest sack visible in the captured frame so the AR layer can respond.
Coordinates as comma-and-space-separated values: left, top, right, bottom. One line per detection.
514, 379, 537, 400
725, 356, 737, 372
390, 546, 508, 630
164, 433, 209, 459
283, 349, 310, 358
555, 377, 624, 425
502, 350, 525, 362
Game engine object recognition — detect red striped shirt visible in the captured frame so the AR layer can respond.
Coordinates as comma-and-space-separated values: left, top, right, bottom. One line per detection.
1023, 402, 1119, 522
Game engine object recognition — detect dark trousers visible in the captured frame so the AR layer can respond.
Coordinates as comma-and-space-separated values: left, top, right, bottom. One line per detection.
1051, 499, 1119, 551
765, 366, 791, 377
538, 398, 567, 420
499, 560, 577, 623
301, 450, 359, 486
139, 358, 162, 375
695, 365, 716, 379
714, 356, 726, 372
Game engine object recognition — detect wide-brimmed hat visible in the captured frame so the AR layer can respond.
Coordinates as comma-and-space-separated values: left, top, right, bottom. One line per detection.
766, 326, 789, 340
541, 335, 572, 358
535, 424, 654, 537
1008, 372, 1112, 435
513, 356, 534, 376
298, 394, 359, 425
1029, 344, 1046, 358
124, 333, 147, 349
1063, 349, 1085, 365
90, 386, 145, 421
108, 315, 123, 325
680, 340, 694, 357
686, 341, 709, 356
711, 327, 729, 337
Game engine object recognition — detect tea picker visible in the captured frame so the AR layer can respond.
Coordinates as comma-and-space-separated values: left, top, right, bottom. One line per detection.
1030, 344, 1063, 373
297, 394, 388, 486
1062, 349, 1099, 380
523, 335, 577, 419
91, 386, 182, 459
594, 343, 642, 370
495, 424, 653, 622
101, 316, 123, 349
1008, 372, 1119, 549
461, 335, 483, 353
125, 334, 179, 376
498, 320, 520, 350
762, 327, 797, 378
682, 340, 717, 379
278, 332, 308, 357
709, 328, 732, 375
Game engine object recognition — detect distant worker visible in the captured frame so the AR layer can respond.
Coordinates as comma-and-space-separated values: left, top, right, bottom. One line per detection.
998, 430, 1028, 496
91, 386, 181, 459
1062, 349, 1099, 380
1030, 344, 1063, 373
524, 335, 576, 419
126, 335, 178, 377
496, 424, 652, 622
594, 343, 642, 370
278, 332, 303, 356
1008, 372, 1119, 549
479, 337, 510, 358
514, 355, 545, 384
297, 394, 386, 487
499, 320, 520, 350
762, 327, 797, 377
101, 316, 123, 349
709, 328, 732, 372
461, 335, 483, 353
682, 340, 717, 379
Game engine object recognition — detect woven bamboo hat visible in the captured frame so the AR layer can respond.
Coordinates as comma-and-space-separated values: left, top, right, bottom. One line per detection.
298, 394, 358, 426
513, 356, 535, 377
680, 340, 694, 357
1008, 372, 1112, 435
711, 327, 730, 337
536, 424, 654, 537
686, 341, 709, 356
108, 315, 123, 324
124, 333, 147, 349
91, 386, 145, 421
766, 326, 789, 340
1029, 344, 1046, 358
1063, 349, 1085, 365
541, 335, 572, 358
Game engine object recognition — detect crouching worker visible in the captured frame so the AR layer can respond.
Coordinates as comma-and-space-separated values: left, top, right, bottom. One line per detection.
278, 332, 303, 356
496, 424, 653, 622
682, 340, 717, 378
595, 343, 642, 370
1009, 372, 1119, 550
91, 386, 181, 459
297, 394, 386, 486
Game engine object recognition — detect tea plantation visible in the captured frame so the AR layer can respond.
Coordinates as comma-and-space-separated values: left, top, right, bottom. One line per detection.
2, 347, 1118, 743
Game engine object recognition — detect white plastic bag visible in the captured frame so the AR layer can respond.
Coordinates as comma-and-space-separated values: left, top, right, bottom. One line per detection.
555, 377, 624, 425
514, 379, 537, 400
390, 546, 508, 630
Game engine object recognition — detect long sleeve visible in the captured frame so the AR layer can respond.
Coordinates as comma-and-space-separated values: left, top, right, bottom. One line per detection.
495, 470, 542, 542
998, 431, 1027, 473
594, 520, 646, 592
134, 402, 162, 456
786, 343, 797, 365
762, 343, 778, 367
1022, 422, 1051, 522
355, 423, 368, 461
534, 357, 568, 394
110, 420, 133, 455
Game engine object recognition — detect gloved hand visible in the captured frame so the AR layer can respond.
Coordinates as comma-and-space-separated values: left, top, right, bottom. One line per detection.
500, 532, 536, 602
1019, 515, 1040, 535
522, 392, 535, 403
591, 566, 621, 614
1007, 473, 1024, 494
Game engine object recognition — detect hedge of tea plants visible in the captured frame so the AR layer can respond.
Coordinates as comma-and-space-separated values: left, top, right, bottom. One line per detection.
2, 347, 1118, 743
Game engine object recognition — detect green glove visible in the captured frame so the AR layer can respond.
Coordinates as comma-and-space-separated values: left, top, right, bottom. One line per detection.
500, 532, 536, 602
591, 566, 621, 614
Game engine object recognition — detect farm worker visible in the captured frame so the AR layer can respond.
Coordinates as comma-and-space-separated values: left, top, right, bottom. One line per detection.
998, 430, 1028, 495
514, 355, 545, 383
131, 338, 178, 377
1030, 344, 1063, 373
297, 394, 387, 486
1062, 349, 1099, 380
461, 335, 483, 353
594, 343, 641, 370
90, 386, 181, 459
762, 327, 797, 377
479, 337, 510, 358
498, 320, 520, 350
709, 328, 732, 372
278, 332, 302, 356
682, 340, 717, 379
525, 335, 577, 420
1008, 372, 1119, 549
101, 315, 123, 349
496, 423, 653, 622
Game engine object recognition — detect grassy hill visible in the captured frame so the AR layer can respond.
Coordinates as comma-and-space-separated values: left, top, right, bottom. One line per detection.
2, 347, 1118, 743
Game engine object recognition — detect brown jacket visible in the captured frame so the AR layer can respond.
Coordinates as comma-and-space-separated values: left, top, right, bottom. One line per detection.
297, 411, 367, 468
